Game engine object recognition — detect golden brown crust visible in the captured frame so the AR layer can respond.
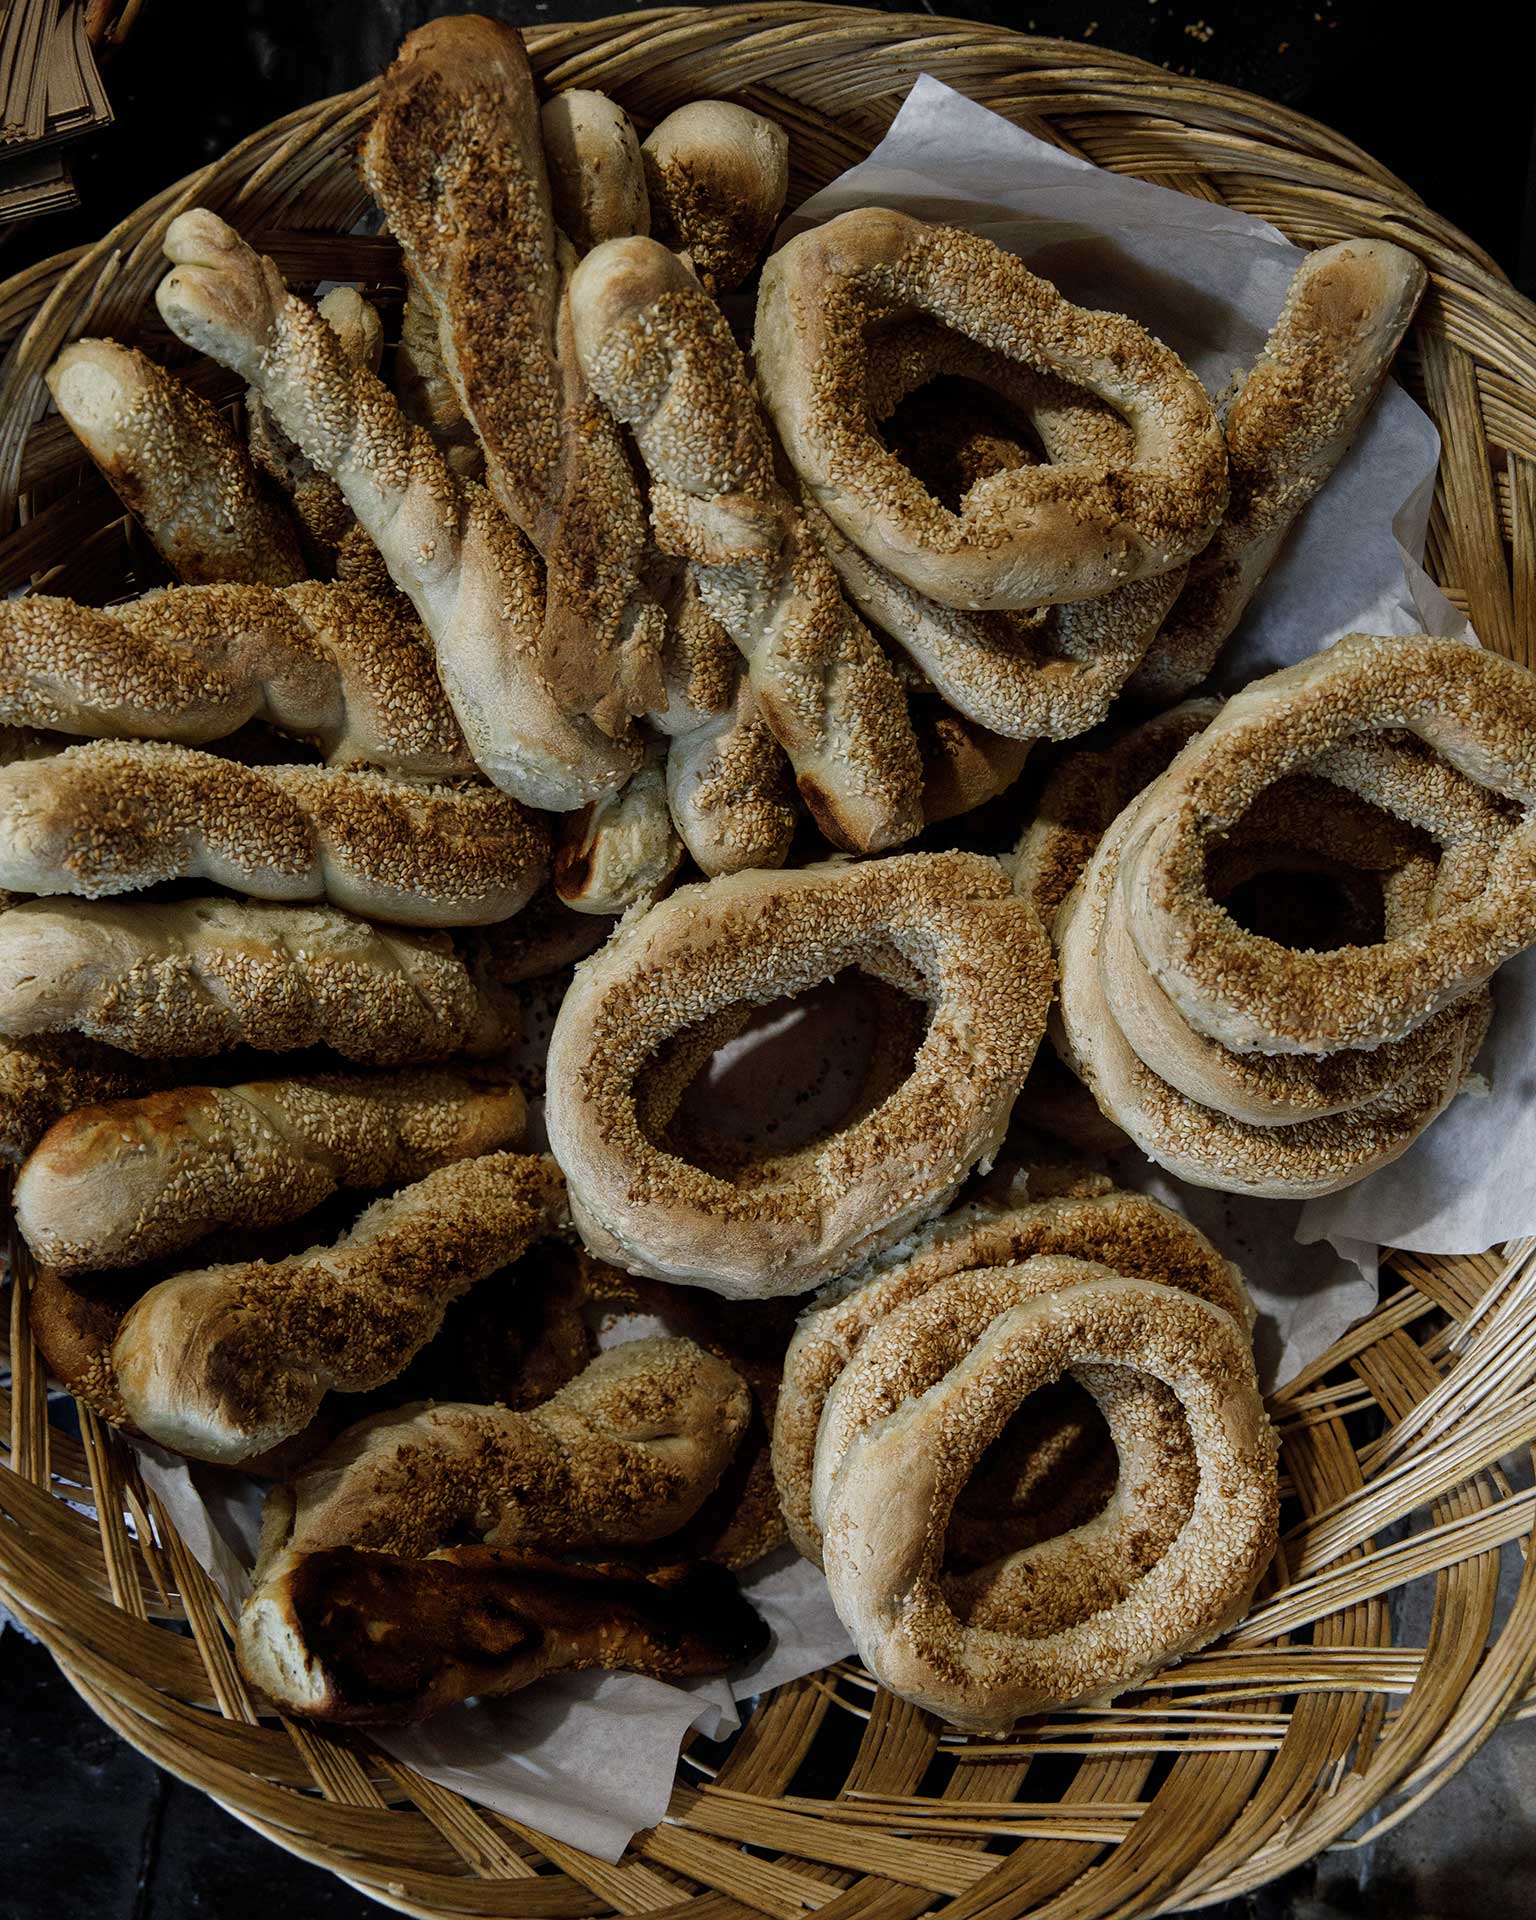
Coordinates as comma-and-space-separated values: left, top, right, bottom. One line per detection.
0, 1031, 167, 1164
0, 582, 471, 776
545, 852, 1053, 1298
112, 1151, 569, 1463
14, 1070, 527, 1273
0, 896, 514, 1064
155, 209, 639, 811
46, 339, 307, 587
236, 1547, 767, 1723
1131, 240, 1429, 702
754, 209, 1227, 610
641, 100, 788, 292
0, 740, 549, 927
570, 238, 923, 854
362, 17, 664, 735
541, 90, 650, 255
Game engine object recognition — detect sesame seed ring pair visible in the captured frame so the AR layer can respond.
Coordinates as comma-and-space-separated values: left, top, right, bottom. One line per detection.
815, 1256, 1277, 1731
773, 1181, 1249, 1567
544, 852, 1053, 1300
804, 317, 1187, 741
754, 208, 1227, 611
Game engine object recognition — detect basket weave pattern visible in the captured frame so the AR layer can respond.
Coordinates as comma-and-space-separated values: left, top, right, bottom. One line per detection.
4, 9, 1536, 1915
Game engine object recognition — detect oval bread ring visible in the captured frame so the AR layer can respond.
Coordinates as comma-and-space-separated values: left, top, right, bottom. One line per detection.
754, 208, 1227, 610
1123, 632, 1536, 1056
818, 1264, 1278, 1730
1055, 796, 1492, 1196
775, 1184, 1248, 1565
544, 852, 1053, 1298
1104, 757, 1495, 1125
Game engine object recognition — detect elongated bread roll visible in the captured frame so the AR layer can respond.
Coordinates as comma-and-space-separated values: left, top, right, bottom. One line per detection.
0, 896, 514, 1063
362, 16, 665, 735
0, 1033, 168, 1163
0, 739, 548, 927
642, 100, 788, 291
47, 340, 306, 586
154, 210, 639, 811
0, 581, 470, 775
570, 237, 922, 854
15, 1069, 528, 1272
541, 90, 650, 254
112, 1151, 568, 1462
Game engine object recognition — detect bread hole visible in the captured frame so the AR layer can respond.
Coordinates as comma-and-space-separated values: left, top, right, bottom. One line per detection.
880, 373, 1046, 513
1216, 865, 1388, 951
645, 966, 929, 1181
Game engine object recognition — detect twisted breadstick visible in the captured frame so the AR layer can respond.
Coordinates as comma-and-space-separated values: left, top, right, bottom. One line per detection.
246, 285, 386, 579
15, 1069, 528, 1272
239, 1546, 765, 1723
0, 581, 470, 774
571, 237, 923, 854
113, 1150, 568, 1462
1131, 241, 1428, 701
554, 736, 684, 915
0, 896, 514, 1063
541, 90, 650, 254
362, 16, 665, 735
641, 100, 789, 292
154, 211, 638, 811
0, 739, 548, 927
46, 340, 306, 586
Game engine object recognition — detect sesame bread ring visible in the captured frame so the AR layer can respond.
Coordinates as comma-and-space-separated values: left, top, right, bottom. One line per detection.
1124, 634, 1536, 1055
544, 852, 1053, 1299
774, 1184, 1248, 1565
754, 208, 1227, 611
1055, 798, 1491, 1196
818, 1266, 1277, 1730
1103, 751, 1504, 1125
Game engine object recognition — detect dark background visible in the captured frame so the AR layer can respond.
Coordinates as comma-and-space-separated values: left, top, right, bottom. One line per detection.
4, 3, 1535, 1916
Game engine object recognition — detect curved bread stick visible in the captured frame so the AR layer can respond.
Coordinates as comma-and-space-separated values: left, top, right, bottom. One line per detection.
0, 739, 548, 927
15, 1069, 528, 1272
0, 581, 470, 775
570, 237, 923, 854
0, 896, 514, 1063
47, 340, 306, 586
112, 1150, 568, 1462
154, 210, 638, 811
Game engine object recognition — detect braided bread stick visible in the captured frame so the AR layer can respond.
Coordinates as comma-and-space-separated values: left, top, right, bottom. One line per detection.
641, 101, 789, 292
0, 896, 514, 1063
541, 90, 650, 255
15, 1069, 527, 1272
113, 1150, 568, 1462
0, 739, 548, 927
46, 340, 307, 586
362, 16, 666, 736
154, 210, 639, 811
238, 1546, 766, 1723
571, 237, 923, 854
0, 581, 470, 775
246, 285, 388, 583
1130, 240, 1427, 701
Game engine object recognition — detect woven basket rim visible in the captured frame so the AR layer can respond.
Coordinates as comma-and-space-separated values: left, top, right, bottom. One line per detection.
5, 10, 1536, 1916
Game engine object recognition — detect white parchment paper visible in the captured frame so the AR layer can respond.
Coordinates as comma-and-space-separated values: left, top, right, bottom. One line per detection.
130, 73, 1536, 1856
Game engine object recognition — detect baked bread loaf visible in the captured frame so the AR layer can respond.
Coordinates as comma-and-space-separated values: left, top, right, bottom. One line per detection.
362, 16, 665, 736
112, 1151, 568, 1462
154, 210, 639, 811
1, 1032, 168, 1163
47, 340, 306, 586
14, 1069, 527, 1272
541, 89, 650, 254
0, 581, 471, 775
0, 896, 514, 1063
641, 99, 789, 291
570, 236, 923, 854
0, 739, 548, 927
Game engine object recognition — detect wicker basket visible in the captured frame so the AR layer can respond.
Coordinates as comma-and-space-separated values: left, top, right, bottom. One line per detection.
4, 8, 1536, 1914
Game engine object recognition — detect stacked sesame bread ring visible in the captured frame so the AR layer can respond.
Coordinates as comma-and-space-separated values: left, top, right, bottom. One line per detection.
755, 208, 1228, 609
545, 853, 1054, 1297
816, 1255, 1277, 1731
